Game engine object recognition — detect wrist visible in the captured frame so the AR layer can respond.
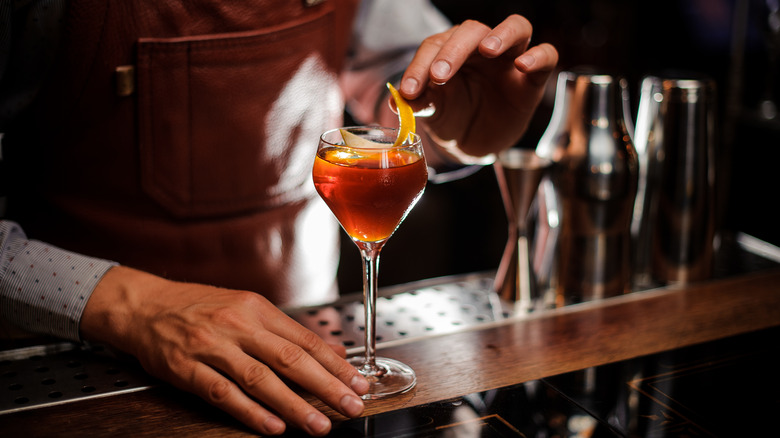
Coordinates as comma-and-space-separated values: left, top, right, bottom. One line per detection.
420, 122, 496, 166
80, 265, 169, 355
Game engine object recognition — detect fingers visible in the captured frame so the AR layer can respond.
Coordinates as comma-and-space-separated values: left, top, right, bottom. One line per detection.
515, 43, 558, 80
203, 336, 365, 436
212, 349, 335, 436
400, 14, 552, 98
400, 26, 456, 97
477, 14, 533, 59
257, 305, 369, 397
187, 361, 289, 435
247, 330, 368, 414
424, 20, 493, 86
218, 304, 367, 434
401, 21, 496, 96
328, 342, 348, 358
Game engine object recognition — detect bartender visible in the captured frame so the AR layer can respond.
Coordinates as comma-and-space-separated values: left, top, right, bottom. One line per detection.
0, 0, 557, 435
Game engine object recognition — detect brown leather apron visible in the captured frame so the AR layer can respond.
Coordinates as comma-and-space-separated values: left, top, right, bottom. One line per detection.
3, 0, 359, 307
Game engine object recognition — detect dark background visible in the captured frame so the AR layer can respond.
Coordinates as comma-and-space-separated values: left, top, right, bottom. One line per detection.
337, 0, 780, 294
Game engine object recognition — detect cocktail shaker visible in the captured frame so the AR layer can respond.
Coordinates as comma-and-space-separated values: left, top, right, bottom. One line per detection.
631, 75, 717, 287
536, 70, 638, 305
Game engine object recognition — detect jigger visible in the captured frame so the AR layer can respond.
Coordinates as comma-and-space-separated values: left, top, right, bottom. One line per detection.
493, 148, 552, 313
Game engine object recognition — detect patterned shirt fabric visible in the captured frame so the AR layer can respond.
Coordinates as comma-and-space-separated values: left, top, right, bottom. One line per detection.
0, 221, 116, 341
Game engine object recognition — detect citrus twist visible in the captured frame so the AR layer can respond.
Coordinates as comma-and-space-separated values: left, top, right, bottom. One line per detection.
386, 82, 416, 146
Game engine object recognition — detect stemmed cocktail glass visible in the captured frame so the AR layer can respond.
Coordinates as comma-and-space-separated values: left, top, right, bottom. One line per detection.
312, 126, 427, 398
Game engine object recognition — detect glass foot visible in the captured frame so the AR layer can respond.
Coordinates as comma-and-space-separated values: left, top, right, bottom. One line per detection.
348, 356, 416, 399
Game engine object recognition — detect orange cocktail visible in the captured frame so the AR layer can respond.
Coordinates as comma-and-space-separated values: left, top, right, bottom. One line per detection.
313, 146, 427, 243
312, 124, 426, 399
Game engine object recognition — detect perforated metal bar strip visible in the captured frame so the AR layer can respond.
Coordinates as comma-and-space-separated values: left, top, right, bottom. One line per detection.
1, 272, 507, 414
288, 273, 512, 354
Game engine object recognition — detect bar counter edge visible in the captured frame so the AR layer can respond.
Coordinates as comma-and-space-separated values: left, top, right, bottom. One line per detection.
1, 267, 779, 437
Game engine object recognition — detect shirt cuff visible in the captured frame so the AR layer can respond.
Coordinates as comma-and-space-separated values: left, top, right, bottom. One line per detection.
0, 223, 116, 342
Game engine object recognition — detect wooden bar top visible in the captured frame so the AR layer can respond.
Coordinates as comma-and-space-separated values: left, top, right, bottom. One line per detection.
2, 268, 780, 436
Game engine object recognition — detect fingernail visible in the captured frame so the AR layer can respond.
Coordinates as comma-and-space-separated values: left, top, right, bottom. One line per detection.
340, 394, 364, 417
483, 36, 501, 52
351, 375, 369, 394
305, 412, 330, 436
517, 54, 536, 69
431, 60, 451, 81
401, 77, 419, 95
263, 416, 285, 435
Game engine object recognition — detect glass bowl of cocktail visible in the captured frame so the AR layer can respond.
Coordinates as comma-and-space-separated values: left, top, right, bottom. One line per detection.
312, 85, 426, 398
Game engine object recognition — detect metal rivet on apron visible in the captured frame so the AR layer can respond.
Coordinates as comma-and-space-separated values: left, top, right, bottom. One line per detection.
303, 0, 326, 6
115, 65, 135, 97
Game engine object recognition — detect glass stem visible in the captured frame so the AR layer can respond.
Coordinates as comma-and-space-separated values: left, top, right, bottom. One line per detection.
357, 241, 383, 374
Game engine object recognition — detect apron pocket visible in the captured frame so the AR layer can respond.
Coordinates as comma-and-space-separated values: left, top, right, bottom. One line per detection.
137, 5, 338, 218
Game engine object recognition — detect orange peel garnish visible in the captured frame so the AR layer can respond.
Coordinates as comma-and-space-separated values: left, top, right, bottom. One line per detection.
339, 128, 385, 149
387, 82, 416, 146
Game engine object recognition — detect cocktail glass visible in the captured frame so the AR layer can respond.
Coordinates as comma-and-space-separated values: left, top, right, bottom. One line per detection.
312, 126, 427, 398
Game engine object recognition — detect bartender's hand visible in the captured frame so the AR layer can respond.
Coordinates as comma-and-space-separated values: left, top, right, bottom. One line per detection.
399, 14, 558, 159
80, 266, 368, 436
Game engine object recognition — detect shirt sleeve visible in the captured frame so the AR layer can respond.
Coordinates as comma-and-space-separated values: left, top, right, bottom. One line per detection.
0, 220, 117, 342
